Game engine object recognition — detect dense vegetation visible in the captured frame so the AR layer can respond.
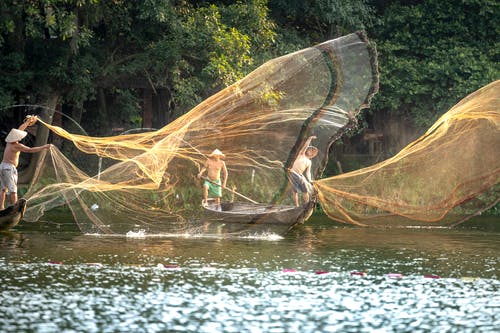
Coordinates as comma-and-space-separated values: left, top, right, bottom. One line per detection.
1, 0, 498, 132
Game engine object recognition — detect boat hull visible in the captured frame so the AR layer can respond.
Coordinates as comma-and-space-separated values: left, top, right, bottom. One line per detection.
202, 200, 315, 235
0, 198, 27, 231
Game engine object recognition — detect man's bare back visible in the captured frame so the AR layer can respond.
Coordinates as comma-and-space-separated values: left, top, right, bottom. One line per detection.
2, 115, 44, 167
2, 142, 38, 167
291, 155, 312, 176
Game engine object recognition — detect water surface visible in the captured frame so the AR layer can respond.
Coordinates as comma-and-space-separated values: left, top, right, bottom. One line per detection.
1, 214, 499, 332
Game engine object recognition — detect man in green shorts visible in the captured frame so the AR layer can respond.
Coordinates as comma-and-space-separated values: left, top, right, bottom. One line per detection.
197, 149, 228, 210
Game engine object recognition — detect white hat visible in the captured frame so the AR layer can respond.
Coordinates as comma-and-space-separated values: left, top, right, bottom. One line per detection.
5, 129, 28, 143
209, 149, 225, 158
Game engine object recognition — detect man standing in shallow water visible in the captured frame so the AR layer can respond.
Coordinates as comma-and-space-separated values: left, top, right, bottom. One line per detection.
0, 116, 51, 210
197, 149, 228, 210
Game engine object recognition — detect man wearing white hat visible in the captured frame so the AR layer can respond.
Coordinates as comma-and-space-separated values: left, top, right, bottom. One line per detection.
197, 149, 228, 209
0, 116, 51, 210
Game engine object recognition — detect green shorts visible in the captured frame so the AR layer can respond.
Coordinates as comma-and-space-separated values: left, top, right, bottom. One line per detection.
204, 178, 222, 198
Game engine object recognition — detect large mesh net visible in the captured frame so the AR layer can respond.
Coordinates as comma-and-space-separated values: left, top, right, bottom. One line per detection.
315, 80, 499, 227
21, 32, 498, 233
23, 32, 379, 234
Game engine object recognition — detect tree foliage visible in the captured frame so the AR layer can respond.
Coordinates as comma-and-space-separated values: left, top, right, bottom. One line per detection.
0, 0, 498, 133
0, 0, 277, 130
0, 0, 100, 113
369, 0, 499, 127
269, 0, 375, 40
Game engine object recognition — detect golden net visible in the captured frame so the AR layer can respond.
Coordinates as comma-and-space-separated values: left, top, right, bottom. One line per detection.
23, 32, 379, 234
21, 30, 498, 233
315, 80, 499, 227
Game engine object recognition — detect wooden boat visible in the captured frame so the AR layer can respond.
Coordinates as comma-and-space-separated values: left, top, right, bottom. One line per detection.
202, 199, 315, 234
0, 198, 27, 231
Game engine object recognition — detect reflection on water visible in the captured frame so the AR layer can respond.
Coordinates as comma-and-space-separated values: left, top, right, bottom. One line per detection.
0, 214, 499, 332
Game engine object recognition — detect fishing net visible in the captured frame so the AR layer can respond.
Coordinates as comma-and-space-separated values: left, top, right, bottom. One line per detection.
315, 80, 500, 226
21, 29, 498, 233
23, 32, 379, 234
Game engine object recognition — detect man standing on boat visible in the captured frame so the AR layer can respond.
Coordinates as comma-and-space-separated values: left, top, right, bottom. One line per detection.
0, 116, 51, 210
288, 136, 318, 207
198, 149, 228, 210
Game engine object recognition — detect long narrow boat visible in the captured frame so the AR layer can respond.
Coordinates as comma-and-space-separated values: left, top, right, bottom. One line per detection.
202, 199, 316, 235
0, 198, 27, 231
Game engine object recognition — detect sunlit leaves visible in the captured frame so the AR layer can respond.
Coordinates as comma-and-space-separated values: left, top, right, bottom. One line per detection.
259, 89, 286, 110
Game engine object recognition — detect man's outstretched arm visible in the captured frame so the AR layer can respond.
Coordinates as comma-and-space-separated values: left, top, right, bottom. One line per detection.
297, 135, 317, 156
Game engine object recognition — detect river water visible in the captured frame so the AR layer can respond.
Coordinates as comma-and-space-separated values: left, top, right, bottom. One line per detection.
0, 214, 499, 333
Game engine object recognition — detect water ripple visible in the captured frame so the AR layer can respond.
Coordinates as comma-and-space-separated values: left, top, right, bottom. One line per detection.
1, 262, 499, 332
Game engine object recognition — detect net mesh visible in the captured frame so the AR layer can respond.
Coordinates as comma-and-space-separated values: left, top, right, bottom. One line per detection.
23, 32, 379, 234
315, 80, 499, 226
21, 32, 498, 233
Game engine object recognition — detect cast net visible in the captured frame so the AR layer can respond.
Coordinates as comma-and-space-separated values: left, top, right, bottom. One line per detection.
21, 30, 498, 233
23, 32, 379, 234
315, 80, 499, 226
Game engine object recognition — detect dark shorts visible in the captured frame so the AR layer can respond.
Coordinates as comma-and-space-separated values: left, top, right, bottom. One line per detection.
287, 171, 311, 193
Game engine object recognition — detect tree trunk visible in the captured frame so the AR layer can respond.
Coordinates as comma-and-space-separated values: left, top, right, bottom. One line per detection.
142, 88, 153, 129
18, 94, 59, 184
97, 88, 108, 135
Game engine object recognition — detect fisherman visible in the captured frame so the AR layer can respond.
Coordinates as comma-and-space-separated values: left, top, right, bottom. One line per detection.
0, 116, 51, 210
197, 149, 228, 210
288, 135, 318, 207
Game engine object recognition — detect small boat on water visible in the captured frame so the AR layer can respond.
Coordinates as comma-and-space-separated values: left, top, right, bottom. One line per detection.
202, 200, 315, 234
0, 198, 27, 231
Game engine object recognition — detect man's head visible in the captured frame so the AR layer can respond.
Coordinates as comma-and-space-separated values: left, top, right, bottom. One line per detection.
5, 129, 27, 143
305, 146, 318, 159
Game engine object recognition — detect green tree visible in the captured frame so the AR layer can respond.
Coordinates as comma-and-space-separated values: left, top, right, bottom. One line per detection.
0, 0, 278, 179
0, 0, 104, 180
268, 0, 375, 42
1, 0, 105, 107
78, 0, 277, 132
369, 0, 500, 128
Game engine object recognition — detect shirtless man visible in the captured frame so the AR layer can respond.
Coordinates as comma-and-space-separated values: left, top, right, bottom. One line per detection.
288, 135, 318, 207
197, 149, 228, 209
0, 116, 51, 210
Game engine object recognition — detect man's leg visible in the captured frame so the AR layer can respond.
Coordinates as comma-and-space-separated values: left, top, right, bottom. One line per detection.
4, 167, 18, 207
202, 184, 209, 206
301, 192, 309, 204
292, 192, 299, 207
9, 191, 17, 206
0, 189, 6, 210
